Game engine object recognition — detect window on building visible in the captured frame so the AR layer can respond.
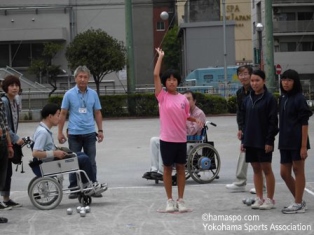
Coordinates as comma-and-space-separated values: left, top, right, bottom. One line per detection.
0, 42, 46, 68
203, 74, 213, 83
156, 21, 165, 31
298, 12, 314, 21
279, 12, 296, 21
12, 43, 31, 67
298, 42, 314, 51
0, 45, 9, 67
280, 42, 296, 52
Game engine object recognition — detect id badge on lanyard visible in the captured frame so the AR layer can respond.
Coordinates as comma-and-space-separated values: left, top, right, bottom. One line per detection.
79, 108, 87, 113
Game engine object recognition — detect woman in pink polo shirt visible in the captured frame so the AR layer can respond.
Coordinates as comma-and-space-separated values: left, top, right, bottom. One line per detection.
153, 48, 202, 212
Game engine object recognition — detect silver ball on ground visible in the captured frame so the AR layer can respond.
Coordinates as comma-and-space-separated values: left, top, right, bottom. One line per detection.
84, 206, 91, 213
66, 208, 73, 215
80, 207, 86, 213
76, 206, 82, 213
246, 198, 252, 206
80, 210, 86, 217
242, 198, 247, 204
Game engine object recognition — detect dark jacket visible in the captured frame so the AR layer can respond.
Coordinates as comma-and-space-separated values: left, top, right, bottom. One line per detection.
278, 92, 312, 150
240, 87, 279, 149
236, 86, 251, 131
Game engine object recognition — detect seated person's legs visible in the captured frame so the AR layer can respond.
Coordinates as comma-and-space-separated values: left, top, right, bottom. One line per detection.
143, 137, 163, 179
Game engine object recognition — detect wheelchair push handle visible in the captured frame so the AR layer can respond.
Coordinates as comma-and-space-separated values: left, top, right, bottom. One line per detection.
22, 136, 34, 148
206, 121, 217, 127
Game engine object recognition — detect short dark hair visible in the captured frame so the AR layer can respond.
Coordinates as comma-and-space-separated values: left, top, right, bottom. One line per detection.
182, 90, 196, 100
160, 69, 181, 87
252, 70, 266, 80
41, 103, 60, 119
237, 65, 253, 75
280, 69, 302, 94
1, 75, 21, 93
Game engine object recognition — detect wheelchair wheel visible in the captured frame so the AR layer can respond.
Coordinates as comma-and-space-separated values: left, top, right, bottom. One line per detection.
29, 177, 63, 210
187, 143, 221, 184
28, 176, 40, 196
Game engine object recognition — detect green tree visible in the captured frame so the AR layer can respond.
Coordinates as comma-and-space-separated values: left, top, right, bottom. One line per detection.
65, 29, 126, 95
161, 25, 181, 70
28, 42, 63, 96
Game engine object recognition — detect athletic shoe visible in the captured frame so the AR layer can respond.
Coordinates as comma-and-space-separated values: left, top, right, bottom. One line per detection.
68, 193, 78, 199
3, 199, 22, 208
251, 197, 264, 209
282, 203, 305, 214
225, 183, 246, 192
151, 172, 163, 180
91, 182, 108, 197
0, 217, 8, 223
142, 172, 153, 180
166, 199, 176, 212
259, 198, 275, 210
249, 187, 267, 194
176, 199, 188, 212
0, 202, 12, 210
284, 200, 307, 210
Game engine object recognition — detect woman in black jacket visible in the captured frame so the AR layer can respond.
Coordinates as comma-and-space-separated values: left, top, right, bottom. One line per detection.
240, 70, 278, 210
279, 69, 312, 214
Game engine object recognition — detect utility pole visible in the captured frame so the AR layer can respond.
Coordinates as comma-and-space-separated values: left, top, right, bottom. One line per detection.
222, 0, 228, 98
264, 0, 276, 92
125, 0, 136, 114
125, 0, 136, 94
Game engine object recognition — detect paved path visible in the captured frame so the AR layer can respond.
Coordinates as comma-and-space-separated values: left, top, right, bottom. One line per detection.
2, 116, 314, 235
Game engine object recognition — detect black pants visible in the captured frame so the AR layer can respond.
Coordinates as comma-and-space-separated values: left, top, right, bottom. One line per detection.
0, 140, 8, 191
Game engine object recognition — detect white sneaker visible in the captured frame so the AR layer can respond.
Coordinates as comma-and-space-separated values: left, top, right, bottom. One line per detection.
176, 199, 188, 212
226, 183, 246, 192
166, 199, 176, 212
259, 198, 275, 210
251, 197, 264, 209
249, 187, 266, 194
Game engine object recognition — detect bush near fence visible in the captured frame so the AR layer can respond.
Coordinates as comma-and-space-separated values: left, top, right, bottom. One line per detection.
47, 93, 232, 117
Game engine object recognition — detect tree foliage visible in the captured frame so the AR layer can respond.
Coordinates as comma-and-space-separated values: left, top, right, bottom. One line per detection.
65, 28, 126, 95
28, 42, 63, 96
161, 25, 181, 71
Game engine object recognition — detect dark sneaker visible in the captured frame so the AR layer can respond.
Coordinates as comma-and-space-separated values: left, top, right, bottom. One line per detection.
151, 172, 163, 180
0, 217, 8, 223
68, 193, 78, 199
142, 172, 153, 180
0, 202, 12, 210
3, 199, 22, 208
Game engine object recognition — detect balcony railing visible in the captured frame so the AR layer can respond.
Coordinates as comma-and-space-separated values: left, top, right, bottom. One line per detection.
273, 20, 314, 33
273, 0, 314, 4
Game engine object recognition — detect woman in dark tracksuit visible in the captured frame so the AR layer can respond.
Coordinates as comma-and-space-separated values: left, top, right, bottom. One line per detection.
239, 70, 278, 210
279, 69, 312, 214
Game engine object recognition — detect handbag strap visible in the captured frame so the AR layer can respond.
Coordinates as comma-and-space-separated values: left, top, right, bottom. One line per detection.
1, 95, 15, 132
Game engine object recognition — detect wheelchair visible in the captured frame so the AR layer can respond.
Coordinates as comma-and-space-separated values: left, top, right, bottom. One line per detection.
23, 137, 102, 210
186, 121, 221, 184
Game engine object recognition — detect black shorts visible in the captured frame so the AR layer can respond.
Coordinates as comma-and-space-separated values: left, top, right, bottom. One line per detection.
280, 149, 301, 164
245, 147, 272, 163
160, 140, 187, 166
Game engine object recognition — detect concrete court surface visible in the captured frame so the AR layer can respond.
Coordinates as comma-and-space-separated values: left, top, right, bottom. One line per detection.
1, 115, 314, 235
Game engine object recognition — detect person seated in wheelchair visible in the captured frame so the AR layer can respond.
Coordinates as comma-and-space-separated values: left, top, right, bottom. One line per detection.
31, 103, 107, 196
142, 90, 206, 180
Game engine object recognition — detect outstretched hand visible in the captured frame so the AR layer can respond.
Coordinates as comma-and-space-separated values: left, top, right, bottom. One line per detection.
155, 47, 165, 58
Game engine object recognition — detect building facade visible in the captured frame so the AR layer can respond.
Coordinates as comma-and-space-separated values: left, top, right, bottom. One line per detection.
252, 0, 314, 95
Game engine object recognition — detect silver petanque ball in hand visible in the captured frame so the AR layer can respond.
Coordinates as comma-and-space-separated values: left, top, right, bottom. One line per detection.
66, 208, 73, 215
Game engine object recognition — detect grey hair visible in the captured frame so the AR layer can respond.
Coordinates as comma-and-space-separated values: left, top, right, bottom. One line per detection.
73, 65, 91, 78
